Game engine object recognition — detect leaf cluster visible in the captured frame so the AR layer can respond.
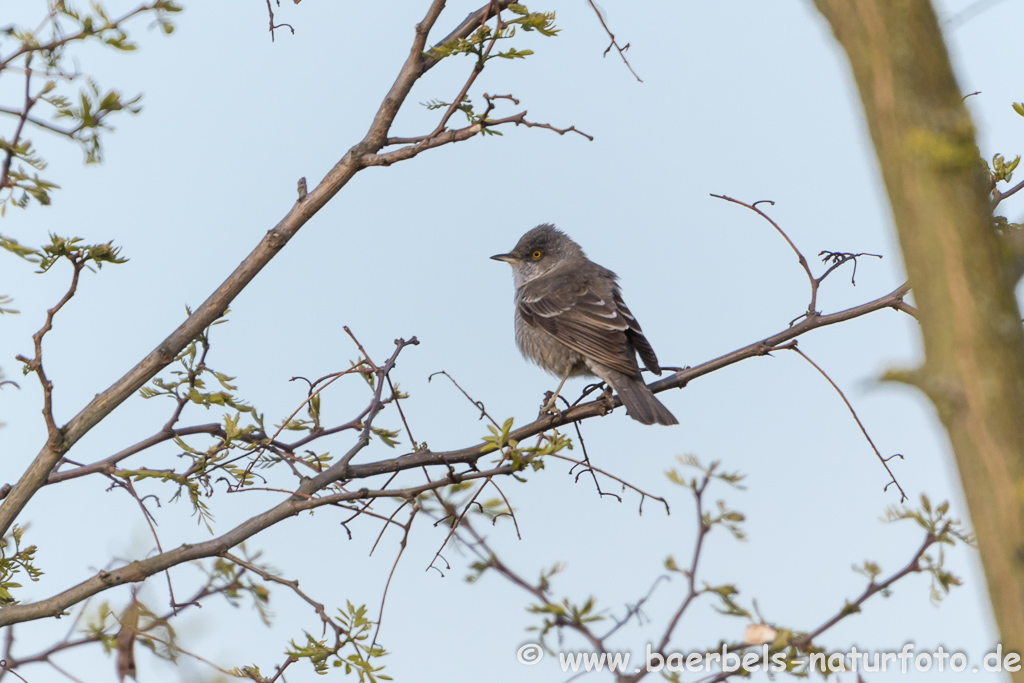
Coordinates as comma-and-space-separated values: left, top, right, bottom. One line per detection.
136, 315, 263, 526
210, 555, 273, 625
986, 102, 1024, 281
427, 4, 556, 64
479, 417, 572, 475
82, 596, 178, 662
666, 455, 746, 491
884, 494, 973, 602
38, 233, 127, 271
528, 593, 604, 643
0, 525, 43, 605
0, 1, 181, 211
281, 602, 390, 681
419, 4, 558, 135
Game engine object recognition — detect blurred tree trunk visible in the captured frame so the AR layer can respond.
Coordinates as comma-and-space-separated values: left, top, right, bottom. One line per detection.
813, 0, 1024, 667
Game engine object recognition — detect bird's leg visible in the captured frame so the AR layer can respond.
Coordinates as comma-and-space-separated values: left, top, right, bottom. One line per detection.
541, 367, 573, 417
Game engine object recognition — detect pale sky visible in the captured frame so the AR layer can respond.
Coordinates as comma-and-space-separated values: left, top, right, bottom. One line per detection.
2, 1, 1023, 681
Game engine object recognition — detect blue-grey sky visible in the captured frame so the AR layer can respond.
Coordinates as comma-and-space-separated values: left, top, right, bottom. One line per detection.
2, 1, 1022, 681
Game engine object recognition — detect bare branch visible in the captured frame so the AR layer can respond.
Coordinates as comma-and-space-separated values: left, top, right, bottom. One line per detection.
584, 0, 642, 82
655, 472, 713, 653
371, 506, 417, 646
14, 258, 84, 441
483, 111, 594, 140
339, 281, 912, 482
992, 176, 1024, 208
550, 451, 670, 515
786, 344, 908, 502
428, 369, 499, 426
712, 194, 817, 310
0, 106, 75, 137
264, 0, 295, 41
221, 552, 333, 635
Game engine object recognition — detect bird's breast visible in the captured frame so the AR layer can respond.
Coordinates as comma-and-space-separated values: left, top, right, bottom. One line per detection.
513, 306, 590, 378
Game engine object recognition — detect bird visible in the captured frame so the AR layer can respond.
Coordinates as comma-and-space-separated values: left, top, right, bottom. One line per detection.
491, 224, 678, 426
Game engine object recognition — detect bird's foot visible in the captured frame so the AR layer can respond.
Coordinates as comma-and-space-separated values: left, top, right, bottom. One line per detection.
539, 391, 563, 419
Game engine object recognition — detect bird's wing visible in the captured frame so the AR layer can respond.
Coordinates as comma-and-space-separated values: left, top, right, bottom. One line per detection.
613, 289, 661, 375
518, 269, 641, 377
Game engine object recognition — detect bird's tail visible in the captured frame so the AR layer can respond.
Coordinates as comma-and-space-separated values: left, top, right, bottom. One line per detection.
605, 370, 678, 426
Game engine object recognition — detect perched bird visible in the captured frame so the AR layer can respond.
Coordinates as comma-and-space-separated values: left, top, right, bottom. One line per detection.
491, 224, 678, 426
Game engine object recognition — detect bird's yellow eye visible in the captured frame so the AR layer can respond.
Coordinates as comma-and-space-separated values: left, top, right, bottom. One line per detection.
532, 250, 542, 259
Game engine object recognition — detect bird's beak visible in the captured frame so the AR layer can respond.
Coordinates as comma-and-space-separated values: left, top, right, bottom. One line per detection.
490, 253, 517, 263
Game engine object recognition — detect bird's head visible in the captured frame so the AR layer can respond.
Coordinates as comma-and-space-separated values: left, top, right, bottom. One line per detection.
490, 224, 584, 287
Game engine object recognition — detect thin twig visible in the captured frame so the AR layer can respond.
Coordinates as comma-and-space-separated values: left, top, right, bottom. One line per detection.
14, 257, 84, 440
483, 111, 594, 140
787, 344, 907, 502
656, 473, 712, 653
371, 505, 417, 646
222, 552, 336, 639
992, 176, 1024, 208
584, 0, 642, 82
264, 0, 295, 41
566, 417, 618, 501
428, 370, 499, 426
712, 194, 817, 310
553, 451, 671, 515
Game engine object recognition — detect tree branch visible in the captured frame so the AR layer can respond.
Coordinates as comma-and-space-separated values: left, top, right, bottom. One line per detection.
341, 282, 912, 481
0, 275, 916, 630
0, 0, 527, 539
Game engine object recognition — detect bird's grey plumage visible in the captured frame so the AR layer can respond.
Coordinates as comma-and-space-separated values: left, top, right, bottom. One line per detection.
491, 224, 678, 426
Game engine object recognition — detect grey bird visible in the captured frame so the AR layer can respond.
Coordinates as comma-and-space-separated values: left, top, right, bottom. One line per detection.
491, 224, 678, 426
